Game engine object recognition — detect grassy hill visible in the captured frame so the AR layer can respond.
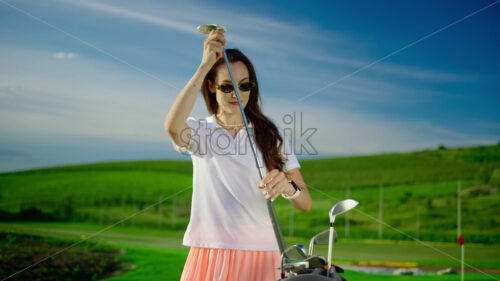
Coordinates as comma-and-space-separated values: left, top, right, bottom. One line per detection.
1, 144, 499, 243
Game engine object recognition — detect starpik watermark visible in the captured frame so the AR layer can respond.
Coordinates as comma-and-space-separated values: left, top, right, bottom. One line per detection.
174, 112, 318, 158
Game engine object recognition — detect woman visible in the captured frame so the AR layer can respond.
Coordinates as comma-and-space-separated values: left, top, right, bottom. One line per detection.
164, 28, 312, 281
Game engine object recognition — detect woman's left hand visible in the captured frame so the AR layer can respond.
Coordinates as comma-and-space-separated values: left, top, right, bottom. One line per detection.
256, 169, 295, 201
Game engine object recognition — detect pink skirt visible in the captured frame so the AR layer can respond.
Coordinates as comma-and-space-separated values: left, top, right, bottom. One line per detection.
180, 247, 283, 281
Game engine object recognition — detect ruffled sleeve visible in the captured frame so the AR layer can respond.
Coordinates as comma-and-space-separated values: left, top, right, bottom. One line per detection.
172, 117, 210, 158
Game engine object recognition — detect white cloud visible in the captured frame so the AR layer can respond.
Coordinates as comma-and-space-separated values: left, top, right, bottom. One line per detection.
263, 97, 497, 156
53, 51, 79, 59
40, 0, 469, 114
0, 44, 181, 143
53, 0, 358, 67
56, 0, 466, 85
59, 0, 332, 42
0, 0, 496, 173
1, 43, 494, 160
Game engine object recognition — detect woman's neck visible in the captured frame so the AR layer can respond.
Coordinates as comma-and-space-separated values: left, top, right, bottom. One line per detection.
215, 112, 245, 126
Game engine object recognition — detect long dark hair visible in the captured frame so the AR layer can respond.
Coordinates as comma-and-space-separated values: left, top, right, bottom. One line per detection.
201, 48, 286, 173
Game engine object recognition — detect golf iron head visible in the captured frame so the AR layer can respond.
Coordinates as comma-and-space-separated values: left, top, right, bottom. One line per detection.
308, 229, 337, 256
197, 24, 226, 34
283, 244, 308, 262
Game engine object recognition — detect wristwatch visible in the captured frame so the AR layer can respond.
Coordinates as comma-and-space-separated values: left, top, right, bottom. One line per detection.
282, 180, 301, 200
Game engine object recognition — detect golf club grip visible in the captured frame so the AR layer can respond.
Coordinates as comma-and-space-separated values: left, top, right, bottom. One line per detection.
222, 48, 287, 254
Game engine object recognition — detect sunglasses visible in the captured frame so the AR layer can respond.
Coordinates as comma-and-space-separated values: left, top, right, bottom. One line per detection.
215, 81, 256, 94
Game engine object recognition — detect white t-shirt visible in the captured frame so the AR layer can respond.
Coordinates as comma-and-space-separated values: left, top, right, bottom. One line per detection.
172, 114, 301, 251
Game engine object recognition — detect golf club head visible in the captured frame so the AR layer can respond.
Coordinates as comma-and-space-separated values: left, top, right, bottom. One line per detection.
330, 199, 359, 220
282, 261, 310, 273
304, 255, 327, 269
297, 244, 307, 255
197, 24, 226, 34
281, 245, 308, 278
308, 229, 337, 256
283, 244, 308, 261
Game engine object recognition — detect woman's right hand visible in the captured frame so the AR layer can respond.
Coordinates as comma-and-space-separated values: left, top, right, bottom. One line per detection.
201, 29, 226, 68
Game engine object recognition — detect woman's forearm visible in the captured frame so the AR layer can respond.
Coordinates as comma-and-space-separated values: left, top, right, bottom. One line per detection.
289, 185, 312, 212
164, 64, 211, 134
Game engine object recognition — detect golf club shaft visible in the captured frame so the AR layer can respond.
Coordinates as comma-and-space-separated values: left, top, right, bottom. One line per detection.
327, 225, 334, 278
222, 47, 286, 254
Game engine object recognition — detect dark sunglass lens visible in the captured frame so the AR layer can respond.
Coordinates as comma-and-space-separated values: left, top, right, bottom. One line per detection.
220, 84, 234, 93
239, 82, 252, 91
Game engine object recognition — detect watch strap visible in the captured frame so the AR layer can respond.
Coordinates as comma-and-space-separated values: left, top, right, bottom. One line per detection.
282, 180, 301, 200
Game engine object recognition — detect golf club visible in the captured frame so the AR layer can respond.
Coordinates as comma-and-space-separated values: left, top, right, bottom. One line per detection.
278, 203, 356, 280
197, 24, 287, 253
281, 244, 309, 278
327, 199, 358, 277
284, 244, 308, 261
304, 255, 327, 270
308, 229, 337, 256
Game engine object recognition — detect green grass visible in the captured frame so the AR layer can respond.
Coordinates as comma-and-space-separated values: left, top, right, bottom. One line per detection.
102, 244, 189, 281
1, 143, 499, 281
287, 179, 500, 243
1, 145, 499, 280
103, 243, 500, 281
299, 145, 500, 189
1, 222, 499, 271
1, 145, 499, 244
1, 222, 499, 280
0, 169, 193, 211
105, 245, 500, 281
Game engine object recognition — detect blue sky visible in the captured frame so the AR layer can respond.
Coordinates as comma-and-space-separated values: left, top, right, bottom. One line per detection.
0, 0, 499, 172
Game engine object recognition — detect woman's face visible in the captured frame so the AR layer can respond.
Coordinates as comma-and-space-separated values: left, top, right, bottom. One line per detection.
208, 61, 252, 115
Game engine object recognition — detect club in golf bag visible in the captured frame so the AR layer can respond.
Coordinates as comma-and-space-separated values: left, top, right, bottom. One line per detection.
278, 200, 358, 280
